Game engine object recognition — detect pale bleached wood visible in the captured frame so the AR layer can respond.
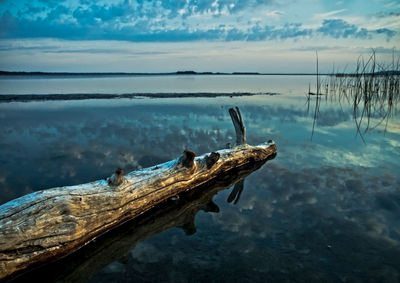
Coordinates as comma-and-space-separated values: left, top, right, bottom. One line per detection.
229, 107, 247, 145
0, 109, 277, 280
15, 158, 273, 282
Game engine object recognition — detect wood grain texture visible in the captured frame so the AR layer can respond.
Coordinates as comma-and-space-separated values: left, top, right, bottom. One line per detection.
14, 157, 273, 283
0, 141, 277, 279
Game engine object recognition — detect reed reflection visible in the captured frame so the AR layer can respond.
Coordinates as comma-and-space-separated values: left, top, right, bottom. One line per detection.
307, 51, 400, 141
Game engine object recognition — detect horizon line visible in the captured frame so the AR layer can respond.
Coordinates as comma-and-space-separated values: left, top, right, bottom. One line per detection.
0, 70, 328, 76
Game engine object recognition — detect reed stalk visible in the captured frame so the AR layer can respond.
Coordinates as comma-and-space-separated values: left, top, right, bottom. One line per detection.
309, 49, 399, 141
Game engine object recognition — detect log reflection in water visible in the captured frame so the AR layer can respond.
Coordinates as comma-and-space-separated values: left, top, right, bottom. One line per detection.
227, 179, 244, 204
11, 154, 275, 283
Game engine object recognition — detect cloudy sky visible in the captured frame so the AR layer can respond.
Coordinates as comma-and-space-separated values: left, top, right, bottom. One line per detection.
0, 0, 399, 72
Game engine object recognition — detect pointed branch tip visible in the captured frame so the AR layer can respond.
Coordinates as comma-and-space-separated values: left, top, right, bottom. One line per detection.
229, 107, 247, 145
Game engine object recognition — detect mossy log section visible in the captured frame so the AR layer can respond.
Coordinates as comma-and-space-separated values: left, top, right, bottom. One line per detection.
0, 108, 277, 280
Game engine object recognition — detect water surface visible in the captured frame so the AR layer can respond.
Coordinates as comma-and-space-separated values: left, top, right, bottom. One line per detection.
0, 74, 310, 95
0, 75, 399, 282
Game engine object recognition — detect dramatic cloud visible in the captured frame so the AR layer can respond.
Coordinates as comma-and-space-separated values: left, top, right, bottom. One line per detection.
0, 0, 398, 42
0, 0, 399, 71
375, 28, 397, 41
375, 11, 400, 18
317, 19, 369, 39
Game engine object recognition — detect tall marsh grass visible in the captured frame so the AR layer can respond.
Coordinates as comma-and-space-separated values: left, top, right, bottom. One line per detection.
308, 50, 400, 142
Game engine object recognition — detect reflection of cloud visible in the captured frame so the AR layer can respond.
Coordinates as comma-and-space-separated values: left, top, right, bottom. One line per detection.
131, 243, 165, 264
102, 262, 126, 274
0, 103, 240, 203
191, 158, 400, 281
212, 210, 247, 233
217, 160, 400, 246
321, 144, 381, 167
387, 139, 400, 148
1, 100, 399, 281
315, 109, 350, 127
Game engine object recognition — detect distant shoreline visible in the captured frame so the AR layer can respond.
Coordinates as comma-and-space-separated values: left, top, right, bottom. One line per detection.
2, 70, 396, 77
0, 71, 324, 77
0, 92, 280, 103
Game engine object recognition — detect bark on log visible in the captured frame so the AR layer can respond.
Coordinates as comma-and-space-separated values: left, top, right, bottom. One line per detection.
0, 108, 277, 280
13, 158, 274, 283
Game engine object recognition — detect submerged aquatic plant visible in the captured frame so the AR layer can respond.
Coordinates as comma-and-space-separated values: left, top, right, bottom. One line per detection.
308, 50, 400, 142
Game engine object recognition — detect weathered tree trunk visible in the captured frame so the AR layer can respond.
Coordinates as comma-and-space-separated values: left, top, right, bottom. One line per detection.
14, 158, 274, 283
0, 108, 277, 280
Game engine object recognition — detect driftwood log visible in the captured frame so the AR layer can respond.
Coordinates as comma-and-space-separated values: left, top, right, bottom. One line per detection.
0, 108, 277, 280
14, 157, 275, 283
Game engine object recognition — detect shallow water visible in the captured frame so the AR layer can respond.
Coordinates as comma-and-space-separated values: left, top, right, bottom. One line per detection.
0, 75, 399, 282
0, 74, 310, 95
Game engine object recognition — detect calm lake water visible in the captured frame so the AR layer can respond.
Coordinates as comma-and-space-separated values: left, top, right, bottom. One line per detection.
0, 74, 309, 95
0, 75, 399, 282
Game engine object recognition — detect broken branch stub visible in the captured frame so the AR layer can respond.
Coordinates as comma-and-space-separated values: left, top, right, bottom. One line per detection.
205, 152, 220, 169
229, 107, 247, 145
178, 149, 196, 168
107, 168, 125, 186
